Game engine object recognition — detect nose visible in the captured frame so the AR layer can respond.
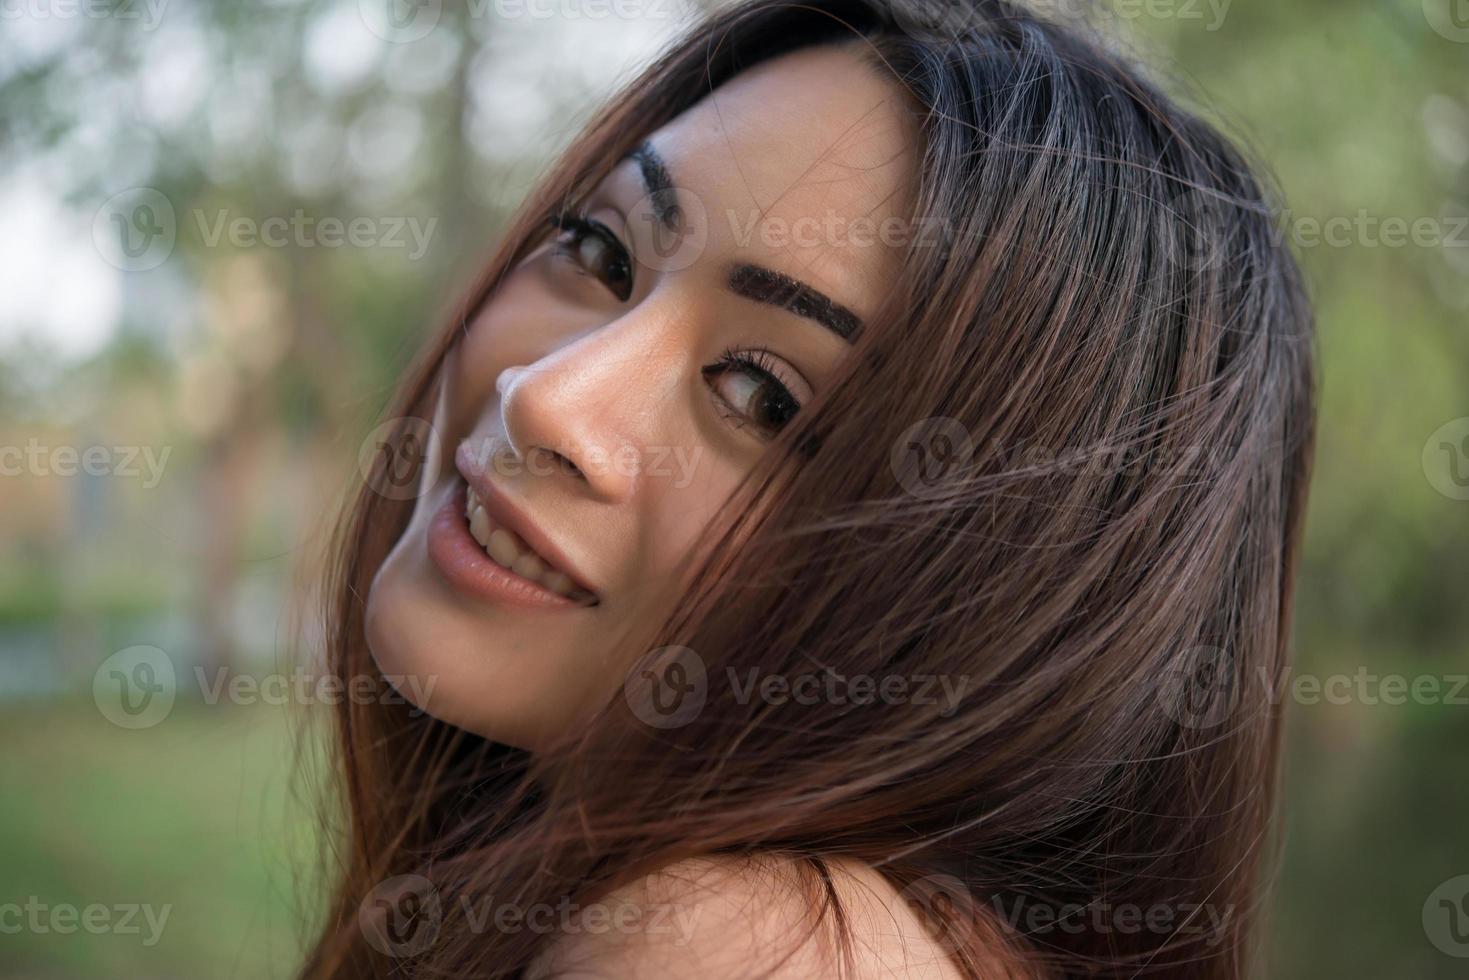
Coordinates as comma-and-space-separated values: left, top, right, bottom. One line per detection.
494, 323, 680, 503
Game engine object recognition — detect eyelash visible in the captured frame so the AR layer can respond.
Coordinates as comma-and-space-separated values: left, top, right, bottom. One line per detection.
546, 207, 803, 442
547, 207, 634, 301
701, 346, 803, 441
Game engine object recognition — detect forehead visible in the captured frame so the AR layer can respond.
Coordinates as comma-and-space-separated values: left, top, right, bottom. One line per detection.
616, 44, 919, 323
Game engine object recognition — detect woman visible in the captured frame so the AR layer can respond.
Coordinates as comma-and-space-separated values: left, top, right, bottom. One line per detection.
301, 0, 1315, 976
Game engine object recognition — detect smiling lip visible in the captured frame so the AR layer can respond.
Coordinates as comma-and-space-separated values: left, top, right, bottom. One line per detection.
427, 442, 601, 609
427, 492, 587, 610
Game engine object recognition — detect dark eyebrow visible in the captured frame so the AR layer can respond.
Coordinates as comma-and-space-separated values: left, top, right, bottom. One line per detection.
726, 263, 863, 342
627, 140, 864, 342
628, 140, 681, 230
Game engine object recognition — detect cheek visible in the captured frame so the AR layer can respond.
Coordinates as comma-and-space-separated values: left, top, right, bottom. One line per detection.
637, 454, 756, 596
451, 263, 574, 411
444, 313, 510, 433
362, 532, 440, 705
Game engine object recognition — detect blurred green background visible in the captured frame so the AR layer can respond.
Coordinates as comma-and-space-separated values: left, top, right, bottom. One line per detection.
0, 0, 1465, 976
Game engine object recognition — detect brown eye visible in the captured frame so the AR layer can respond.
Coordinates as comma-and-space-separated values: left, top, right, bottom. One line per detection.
549, 212, 634, 302
701, 348, 803, 440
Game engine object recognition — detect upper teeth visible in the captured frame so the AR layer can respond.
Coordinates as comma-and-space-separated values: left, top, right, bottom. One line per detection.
464, 484, 594, 603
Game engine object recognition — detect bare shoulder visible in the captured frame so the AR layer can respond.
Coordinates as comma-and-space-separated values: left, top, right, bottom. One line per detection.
527, 854, 970, 979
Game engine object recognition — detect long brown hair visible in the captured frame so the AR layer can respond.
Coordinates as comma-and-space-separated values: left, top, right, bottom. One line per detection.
299, 1, 1316, 977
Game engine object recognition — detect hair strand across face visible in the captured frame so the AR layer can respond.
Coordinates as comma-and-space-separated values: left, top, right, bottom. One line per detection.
301, 2, 1315, 977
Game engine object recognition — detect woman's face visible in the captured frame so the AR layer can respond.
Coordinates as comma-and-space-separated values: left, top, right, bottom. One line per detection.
365, 44, 918, 748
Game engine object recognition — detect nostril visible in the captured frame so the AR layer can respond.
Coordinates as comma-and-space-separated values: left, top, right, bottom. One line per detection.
529, 445, 583, 480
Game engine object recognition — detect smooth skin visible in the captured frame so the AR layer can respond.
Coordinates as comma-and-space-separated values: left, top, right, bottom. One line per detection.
366, 43, 917, 749
527, 855, 968, 979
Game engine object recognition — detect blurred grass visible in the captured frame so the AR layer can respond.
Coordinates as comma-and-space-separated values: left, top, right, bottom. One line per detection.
0, 702, 321, 979
1270, 661, 1469, 978
4, 685, 1466, 978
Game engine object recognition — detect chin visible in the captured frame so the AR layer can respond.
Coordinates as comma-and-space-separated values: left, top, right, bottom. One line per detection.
361, 514, 599, 751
